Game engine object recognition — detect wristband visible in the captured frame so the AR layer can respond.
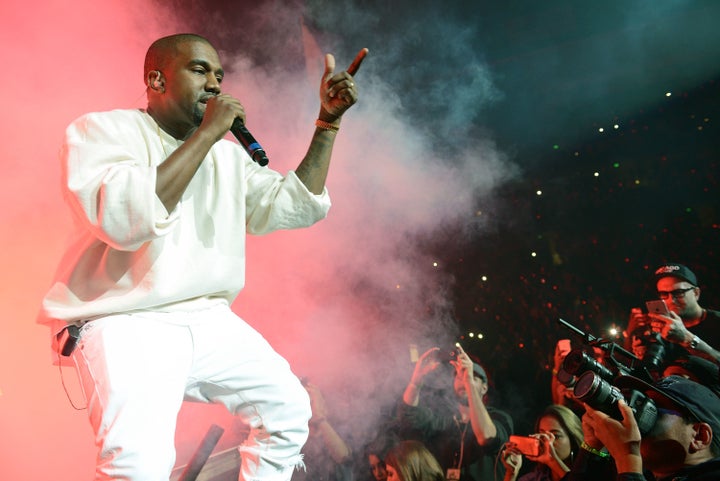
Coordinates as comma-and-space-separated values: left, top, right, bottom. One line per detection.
581, 441, 609, 458
315, 119, 340, 132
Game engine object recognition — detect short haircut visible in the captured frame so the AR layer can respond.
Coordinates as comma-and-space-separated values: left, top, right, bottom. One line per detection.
143, 33, 212, 80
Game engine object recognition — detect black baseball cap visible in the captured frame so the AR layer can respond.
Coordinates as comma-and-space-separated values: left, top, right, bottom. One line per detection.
615, 375, 720, 449
663, 356, 720, 398
654, 263, 698, 286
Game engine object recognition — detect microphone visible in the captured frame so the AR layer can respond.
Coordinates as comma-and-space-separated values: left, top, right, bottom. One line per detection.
231, 118, 269, 166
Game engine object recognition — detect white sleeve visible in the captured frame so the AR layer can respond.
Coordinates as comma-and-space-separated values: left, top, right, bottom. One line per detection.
62, 112, 178, 251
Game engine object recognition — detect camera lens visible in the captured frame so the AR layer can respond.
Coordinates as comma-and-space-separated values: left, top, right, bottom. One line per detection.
555, 367, 576, 388
642, 337, 666, 371
563, 349, 615, 381
573, 371, 624, 420
574, 372, 658, 434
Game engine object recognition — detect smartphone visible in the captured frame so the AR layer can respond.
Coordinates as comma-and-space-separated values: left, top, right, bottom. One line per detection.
509, 435, 540, 457
409, 344, 419, 363
646, 300, 670, 316
556, 339, 571, 355
435, 346, 458, 363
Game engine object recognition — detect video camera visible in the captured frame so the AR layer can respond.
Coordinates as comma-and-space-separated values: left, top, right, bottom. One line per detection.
629, 325, 667, 372
557, 318, 658, 434
627, 311, 681, 374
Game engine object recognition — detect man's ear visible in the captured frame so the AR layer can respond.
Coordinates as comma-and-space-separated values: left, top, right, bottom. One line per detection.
147, 70, 164, 92
478, 379, 489, 396
689, 422, 713, 453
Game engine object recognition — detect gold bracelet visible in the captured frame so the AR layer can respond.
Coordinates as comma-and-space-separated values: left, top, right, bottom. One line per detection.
315, 119, 340, 132
581, 441, 609, 458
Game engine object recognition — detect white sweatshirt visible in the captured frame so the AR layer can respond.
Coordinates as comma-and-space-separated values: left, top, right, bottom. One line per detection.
40, 109, 331, 329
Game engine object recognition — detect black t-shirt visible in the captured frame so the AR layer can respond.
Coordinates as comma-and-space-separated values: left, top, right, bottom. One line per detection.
662, 309, 720, 394
689, 309, 720, 351
397, 399, 513, 481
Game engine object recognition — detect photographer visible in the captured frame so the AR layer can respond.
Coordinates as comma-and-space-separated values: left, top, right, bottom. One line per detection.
501, 404, 584, 481
626, 312, 720, 392
397, 345, 513, 481
566, 375, 720, 481
649, 264, 720, 364
624, 264, 720, 392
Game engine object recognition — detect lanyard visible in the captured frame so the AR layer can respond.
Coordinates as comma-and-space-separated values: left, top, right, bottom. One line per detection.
454, 416, 470, 469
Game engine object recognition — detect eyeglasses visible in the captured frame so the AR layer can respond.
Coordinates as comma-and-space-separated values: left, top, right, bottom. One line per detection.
657, 287, 695, 300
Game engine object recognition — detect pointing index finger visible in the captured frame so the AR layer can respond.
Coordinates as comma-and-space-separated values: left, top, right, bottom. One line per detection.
347, 48, 369, 76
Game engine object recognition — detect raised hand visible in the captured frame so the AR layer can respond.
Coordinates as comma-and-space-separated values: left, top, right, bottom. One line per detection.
319, 48, 368, 120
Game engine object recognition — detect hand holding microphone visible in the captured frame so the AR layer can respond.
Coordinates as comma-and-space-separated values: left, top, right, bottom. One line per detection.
202, 93, 269, 166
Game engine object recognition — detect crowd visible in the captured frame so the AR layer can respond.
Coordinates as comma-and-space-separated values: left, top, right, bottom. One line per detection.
443, 77, 720, 426
292, 263, 720, 481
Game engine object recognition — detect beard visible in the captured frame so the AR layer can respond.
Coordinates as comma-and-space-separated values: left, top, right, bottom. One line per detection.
192, 103, 205, 126
193, 94, 216, 126
455, 388, 469, 406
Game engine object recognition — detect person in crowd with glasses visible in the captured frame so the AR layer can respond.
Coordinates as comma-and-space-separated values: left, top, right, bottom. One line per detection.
648, 263, 720, 364
624, 263, 720, 392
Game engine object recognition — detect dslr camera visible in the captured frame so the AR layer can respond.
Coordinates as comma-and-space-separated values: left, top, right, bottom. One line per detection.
557, 319, 658, 434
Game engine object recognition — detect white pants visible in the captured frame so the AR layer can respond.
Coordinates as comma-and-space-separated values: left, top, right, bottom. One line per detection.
72, 302, 310, 481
